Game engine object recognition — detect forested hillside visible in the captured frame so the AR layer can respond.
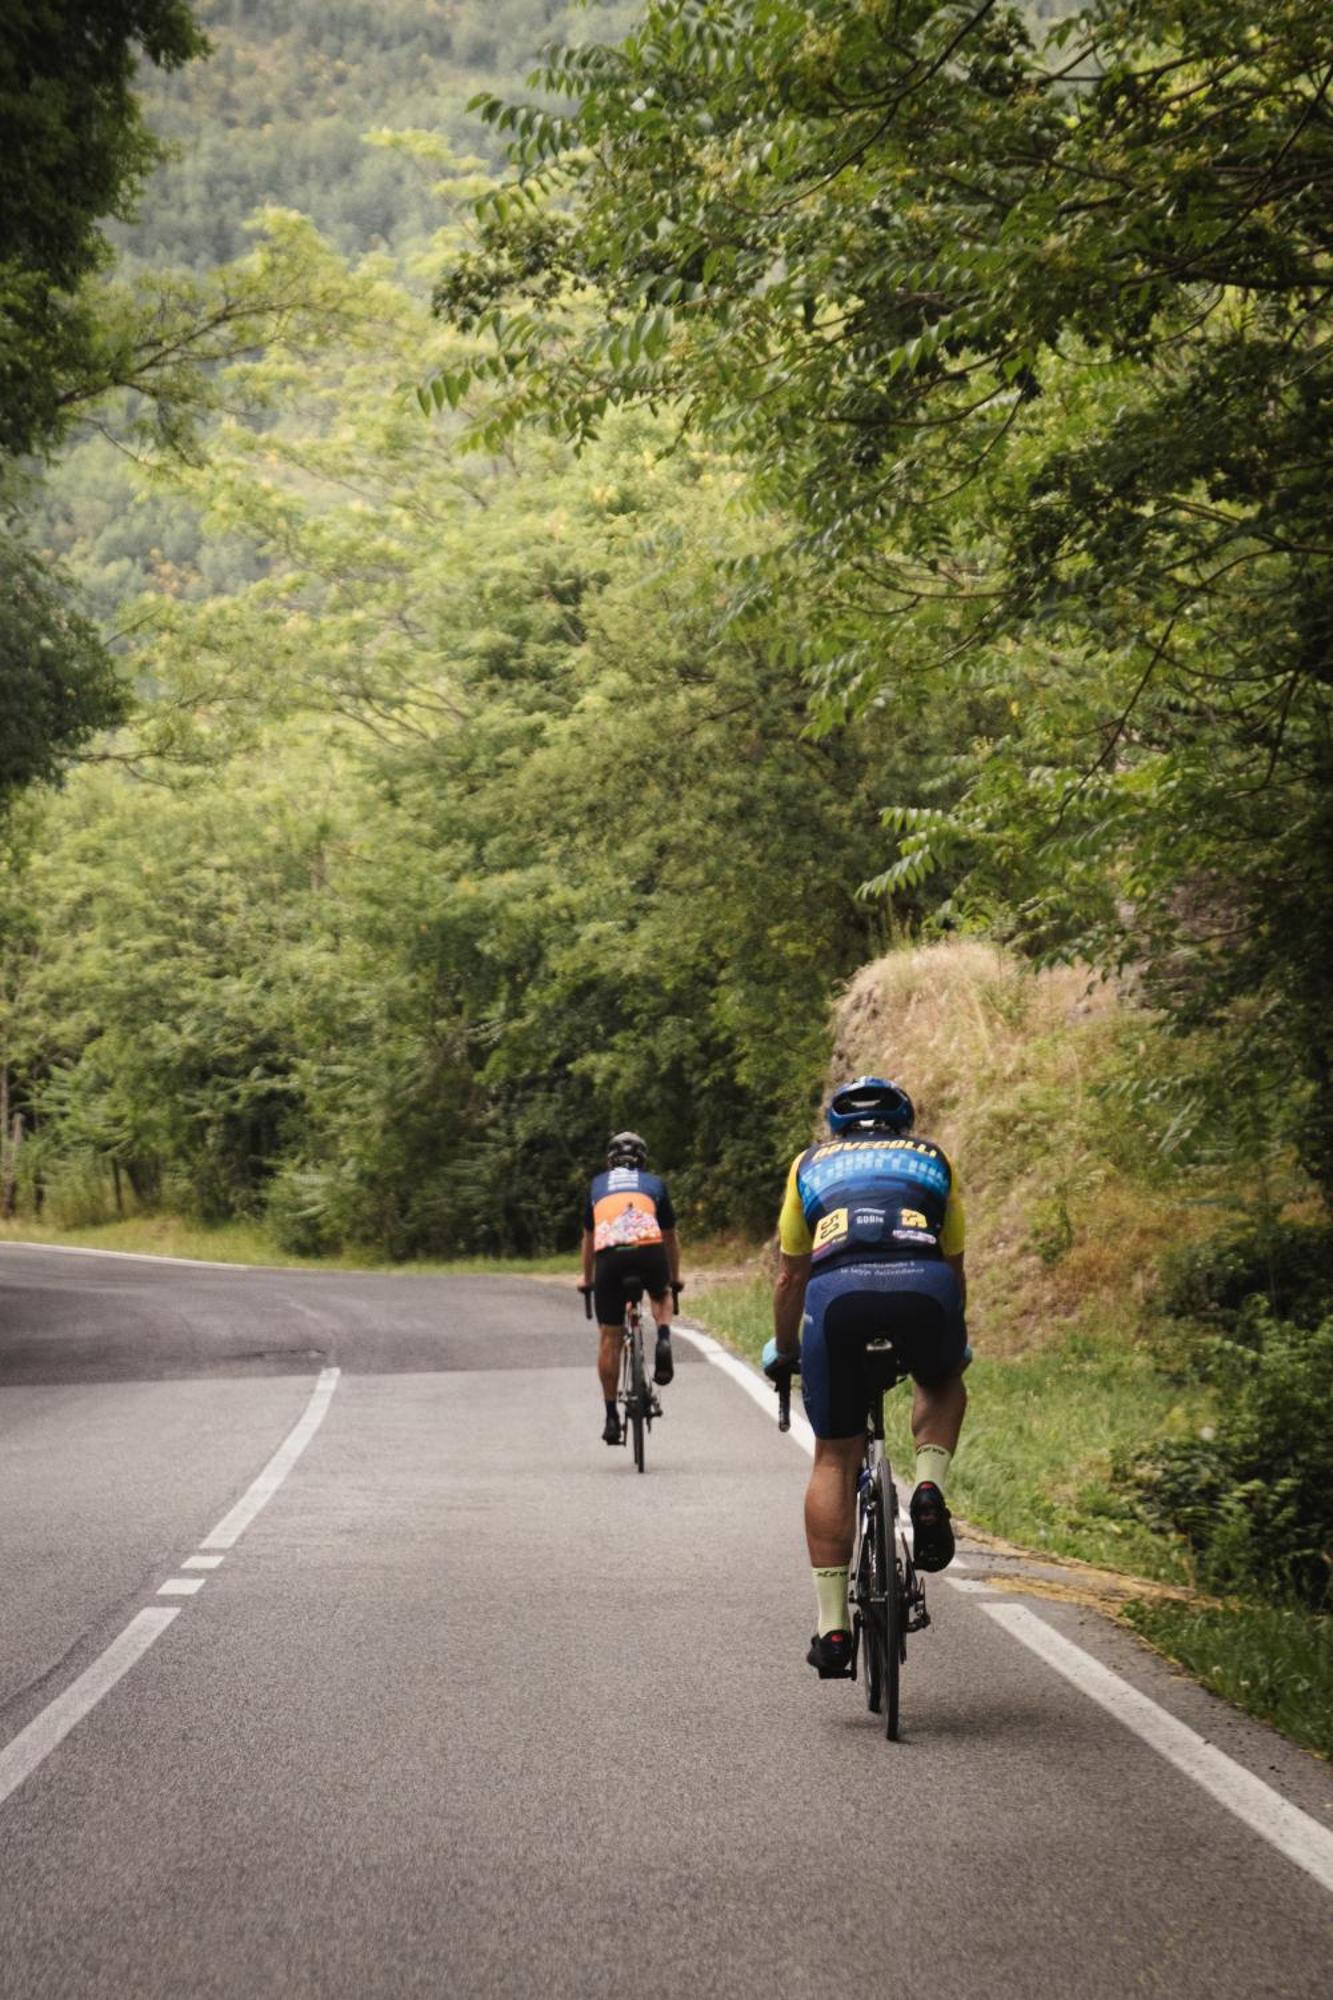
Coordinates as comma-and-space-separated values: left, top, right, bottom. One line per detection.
6, 0, 1329, 1283
119, 0, 641, 266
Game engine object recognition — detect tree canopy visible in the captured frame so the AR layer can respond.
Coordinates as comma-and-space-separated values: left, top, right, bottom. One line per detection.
0, 0, 205, 456
433, 0, 1333, 1191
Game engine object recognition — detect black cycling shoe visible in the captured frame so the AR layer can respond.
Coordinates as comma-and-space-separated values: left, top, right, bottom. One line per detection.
602, 1410, 622, 1446
910, 1480, 955, 1571
653, 1331, 674, 1386
806, 1629, 855, 1679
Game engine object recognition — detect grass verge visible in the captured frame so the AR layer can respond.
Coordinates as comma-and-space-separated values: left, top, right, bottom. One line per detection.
692, 1277, 1209, 1582
0, 1214, 759, 1279
695, 1276, 1333, 1755
1123, 1600, 1333, 1761
0, 1215, 574, 1276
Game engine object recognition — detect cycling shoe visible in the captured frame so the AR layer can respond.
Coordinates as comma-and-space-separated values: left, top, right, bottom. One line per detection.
909, 1481, 955, 1571
653, 1332, 674, 1385
602, 1410, 622, 1446
806, 1629, 855, 1679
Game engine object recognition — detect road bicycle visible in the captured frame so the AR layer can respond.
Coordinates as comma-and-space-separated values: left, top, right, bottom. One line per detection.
773, 1337, 930, 1740
581, 1276, 682, 1473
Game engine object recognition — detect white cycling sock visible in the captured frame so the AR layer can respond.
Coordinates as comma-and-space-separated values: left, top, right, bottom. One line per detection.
813, 1565, 850, 1636
913, 1442, 952, 1494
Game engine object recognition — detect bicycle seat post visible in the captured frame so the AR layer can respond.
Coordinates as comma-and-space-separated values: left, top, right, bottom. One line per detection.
863, 1338, 900, 1443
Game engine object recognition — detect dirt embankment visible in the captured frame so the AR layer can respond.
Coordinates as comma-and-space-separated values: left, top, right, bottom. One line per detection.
822, 941, 1202, 1355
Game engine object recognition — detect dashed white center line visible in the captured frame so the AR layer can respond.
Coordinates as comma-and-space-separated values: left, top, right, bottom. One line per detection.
200, 1366, 340, 1550
0, 1609, 179, 1810
0, 1367, 341, 1812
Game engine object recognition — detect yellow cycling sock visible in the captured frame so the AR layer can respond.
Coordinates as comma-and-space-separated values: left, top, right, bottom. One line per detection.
813, 1565, 850, 1636
914, 1442, 952, 1494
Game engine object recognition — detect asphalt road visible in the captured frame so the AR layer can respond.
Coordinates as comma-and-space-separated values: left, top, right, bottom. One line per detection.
1, 1243, 1330, 1998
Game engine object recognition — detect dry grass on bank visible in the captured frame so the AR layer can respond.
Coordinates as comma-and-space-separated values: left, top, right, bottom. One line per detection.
827, 941, 1227, 1354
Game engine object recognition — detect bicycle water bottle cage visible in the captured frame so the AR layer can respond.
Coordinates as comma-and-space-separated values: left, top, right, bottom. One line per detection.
863, 1338, 905, 1395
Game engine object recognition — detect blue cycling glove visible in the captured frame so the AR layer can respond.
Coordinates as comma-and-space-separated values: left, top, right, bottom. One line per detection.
762, 1336, 799, 1380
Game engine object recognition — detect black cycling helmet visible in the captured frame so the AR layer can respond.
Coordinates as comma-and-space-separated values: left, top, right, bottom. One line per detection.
606, 1129, 649, 1169
826, 1075, 914, 1136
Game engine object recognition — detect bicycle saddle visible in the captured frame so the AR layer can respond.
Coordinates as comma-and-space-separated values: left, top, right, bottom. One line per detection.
863, 1337, 907, 1393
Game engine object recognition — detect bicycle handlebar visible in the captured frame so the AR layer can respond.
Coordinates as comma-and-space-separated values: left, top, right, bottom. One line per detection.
776, 1369, 791, 1433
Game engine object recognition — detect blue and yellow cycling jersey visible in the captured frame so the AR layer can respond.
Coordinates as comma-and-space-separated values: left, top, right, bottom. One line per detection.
778, 1135, 964, 1266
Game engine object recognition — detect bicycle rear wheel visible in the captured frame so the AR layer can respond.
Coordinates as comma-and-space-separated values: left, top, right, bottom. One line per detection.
628, 1318, 647, 1472
878, 1462, 902, 1740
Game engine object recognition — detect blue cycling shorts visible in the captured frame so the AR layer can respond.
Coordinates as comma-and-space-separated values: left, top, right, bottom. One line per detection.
800, 1258, 971, 1441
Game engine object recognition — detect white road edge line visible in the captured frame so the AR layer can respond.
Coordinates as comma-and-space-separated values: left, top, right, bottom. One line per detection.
157, 1578, 206, 1596
182, 1554, 224, 1570
679, 1320, 1333, 1898
200, 1366, 341, 1551
0, 1609, 179, 1810
986, 1601, 1333, 1896
677, 1323, 817, 1455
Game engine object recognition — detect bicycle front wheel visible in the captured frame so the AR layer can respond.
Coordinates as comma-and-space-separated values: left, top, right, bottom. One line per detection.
854, 1493, 882, 1714
629, 1322, 647, 1472
878, 1462, 902, 1740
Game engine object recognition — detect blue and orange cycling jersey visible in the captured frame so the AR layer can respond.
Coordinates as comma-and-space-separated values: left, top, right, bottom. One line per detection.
778, 1135, 964, 1267
584, 1168, 676, 1254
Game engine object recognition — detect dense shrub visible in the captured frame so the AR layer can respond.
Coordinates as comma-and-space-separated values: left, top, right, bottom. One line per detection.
1125, 1313, 1333, 1610
1157, 1223, 1333, 1336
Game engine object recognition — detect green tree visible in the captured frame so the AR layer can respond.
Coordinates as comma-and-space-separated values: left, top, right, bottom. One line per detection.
11, 229, 906, 1249
0, 0, 206, 456
0, 532, 129, 809
434, 0, 1333, 1193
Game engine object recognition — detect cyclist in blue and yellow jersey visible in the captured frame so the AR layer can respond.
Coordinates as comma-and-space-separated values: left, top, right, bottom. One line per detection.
581, 1132, 682, 1445
762, 1076, 970, 1679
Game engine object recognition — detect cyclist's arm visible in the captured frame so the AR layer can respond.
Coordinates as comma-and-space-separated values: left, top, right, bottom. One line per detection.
580, 1227, 595, 1288
940, 1185, 966, 1308
662, 1226, 681, 1288
773, 1250, 811, 1358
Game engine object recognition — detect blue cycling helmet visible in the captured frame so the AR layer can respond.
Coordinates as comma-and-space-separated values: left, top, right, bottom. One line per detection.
826, 1075, 914, 1136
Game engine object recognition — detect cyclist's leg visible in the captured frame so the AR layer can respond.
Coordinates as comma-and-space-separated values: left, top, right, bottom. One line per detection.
592, 1251, 630, 1441
805, 1436, 862, 1567
911, 1370, 967, 1465
863, 1258, 970, 1569
642, 1244, 674, 1384
597, 1322, 622, 1400
800, 1272, 876, 1674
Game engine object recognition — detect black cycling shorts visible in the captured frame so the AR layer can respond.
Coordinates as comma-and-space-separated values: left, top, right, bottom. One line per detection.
801, 1257, 970, 1440
593, 1243, 671, 1327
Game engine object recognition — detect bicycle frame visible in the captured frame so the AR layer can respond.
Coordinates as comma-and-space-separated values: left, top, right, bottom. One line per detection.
772, 1335, 930, 1739
619, 1290, 653, 1472
580, 1276, 681, 1473
853, 1339, 930, 1737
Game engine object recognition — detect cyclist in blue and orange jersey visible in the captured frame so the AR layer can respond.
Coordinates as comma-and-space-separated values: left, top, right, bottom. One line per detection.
581, 1131, 682, 1445
762, 1076, 970, 1679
